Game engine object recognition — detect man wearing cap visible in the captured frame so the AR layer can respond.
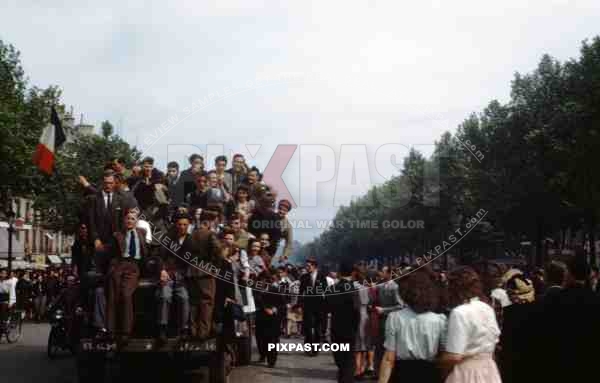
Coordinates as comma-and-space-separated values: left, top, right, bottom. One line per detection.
299, 257, 328, 356
188, 210, 223, 339
156, 212, 193, 344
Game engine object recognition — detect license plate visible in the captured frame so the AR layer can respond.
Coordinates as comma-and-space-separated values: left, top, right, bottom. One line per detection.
176, 339, 217, 352
81, 341, 118, 352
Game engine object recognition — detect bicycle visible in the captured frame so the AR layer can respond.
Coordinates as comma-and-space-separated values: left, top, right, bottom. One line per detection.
0, 307, 24, 343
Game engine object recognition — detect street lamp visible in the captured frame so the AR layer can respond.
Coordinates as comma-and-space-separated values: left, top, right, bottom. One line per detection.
6, 206, 16, 274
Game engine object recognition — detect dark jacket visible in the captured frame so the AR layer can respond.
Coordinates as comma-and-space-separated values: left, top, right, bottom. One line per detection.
71, 238, 98, 275
160, 232, 194, 275
535, 284, 600, 383
499, 302, 540, 383
247, 207, 282, 257
299, 271, 328, 311
112, 228, 149, 260
214, 260, 236, 323
327, 278, 360, 344
185, 190, 208, 212
168, 175, 185, 208
88, 190, 137, 245
188, 228, 223, 278
254, 282, 286, 336
224, 168, 246, 194
180, 168, 207, 199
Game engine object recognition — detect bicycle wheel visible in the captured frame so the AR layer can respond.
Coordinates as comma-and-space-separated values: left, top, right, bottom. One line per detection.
6, 315, 22, 343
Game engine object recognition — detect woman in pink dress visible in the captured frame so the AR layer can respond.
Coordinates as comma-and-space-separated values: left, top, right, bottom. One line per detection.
439, 267, 502, 383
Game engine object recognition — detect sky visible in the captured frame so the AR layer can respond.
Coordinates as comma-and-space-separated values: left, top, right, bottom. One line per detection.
2, 0, 600, 242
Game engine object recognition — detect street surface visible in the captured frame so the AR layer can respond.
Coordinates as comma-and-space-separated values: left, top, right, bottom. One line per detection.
0, 323, 337, 383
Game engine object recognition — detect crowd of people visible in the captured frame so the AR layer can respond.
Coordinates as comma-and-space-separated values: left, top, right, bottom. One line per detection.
0, 267, 65, 323
313, 252, 600, 383
3, 151, 600, 383
71, 153, 303, 349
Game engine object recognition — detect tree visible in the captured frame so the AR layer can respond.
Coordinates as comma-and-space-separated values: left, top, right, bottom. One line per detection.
33, 128, 140, 233
0, 38, 140, 233
303, 36, 600, 269
0, 39, 63, 211
101, 120, 114, 138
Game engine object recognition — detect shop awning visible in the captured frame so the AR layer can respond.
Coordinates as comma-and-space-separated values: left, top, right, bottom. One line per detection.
48, 255, 63, 265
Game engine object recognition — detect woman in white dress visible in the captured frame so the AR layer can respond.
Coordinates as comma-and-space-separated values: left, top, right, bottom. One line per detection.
439, 267, 502, 383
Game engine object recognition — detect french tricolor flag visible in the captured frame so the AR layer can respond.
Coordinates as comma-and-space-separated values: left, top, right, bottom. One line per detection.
33, 106, 66, 175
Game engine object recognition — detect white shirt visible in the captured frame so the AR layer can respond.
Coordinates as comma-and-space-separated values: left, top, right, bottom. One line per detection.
123, 229, 141, 259
491, 288, 512, 308
136, 220, 152, 243
326, 276, 335, 287
102, 191, 113, 209
311, 270, 317, 286
0, 277, 18, 306
384, 307, 447, 361
445, 298, 500, 356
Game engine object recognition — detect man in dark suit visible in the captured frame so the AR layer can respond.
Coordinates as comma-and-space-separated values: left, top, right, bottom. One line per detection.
299, 257, 328, 356
535, 254, 600, 383
254, 272, 286, 367
541, 260, 566, 304
106, 210, 148, 345
88, 170, 136, 253
157, 212, 193, 344
327, 262, 359, 383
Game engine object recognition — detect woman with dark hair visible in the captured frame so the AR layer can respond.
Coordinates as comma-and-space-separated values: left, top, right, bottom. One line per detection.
378, 270, 446, 383
439, 267, 501, 383
234, 184, 254, 221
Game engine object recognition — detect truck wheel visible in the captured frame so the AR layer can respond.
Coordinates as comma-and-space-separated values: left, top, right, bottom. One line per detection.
236, 337, 251, 366
77, 354, 106, 383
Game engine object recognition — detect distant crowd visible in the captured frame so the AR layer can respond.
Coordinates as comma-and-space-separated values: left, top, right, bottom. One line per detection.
313, 251, 600, 383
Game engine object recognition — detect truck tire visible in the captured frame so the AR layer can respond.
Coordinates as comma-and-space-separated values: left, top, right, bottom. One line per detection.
77, 353, 106, 383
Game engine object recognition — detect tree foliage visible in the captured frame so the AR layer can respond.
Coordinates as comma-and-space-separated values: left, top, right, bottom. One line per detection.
0, 38, 140, 232
299, 37, 600, 269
